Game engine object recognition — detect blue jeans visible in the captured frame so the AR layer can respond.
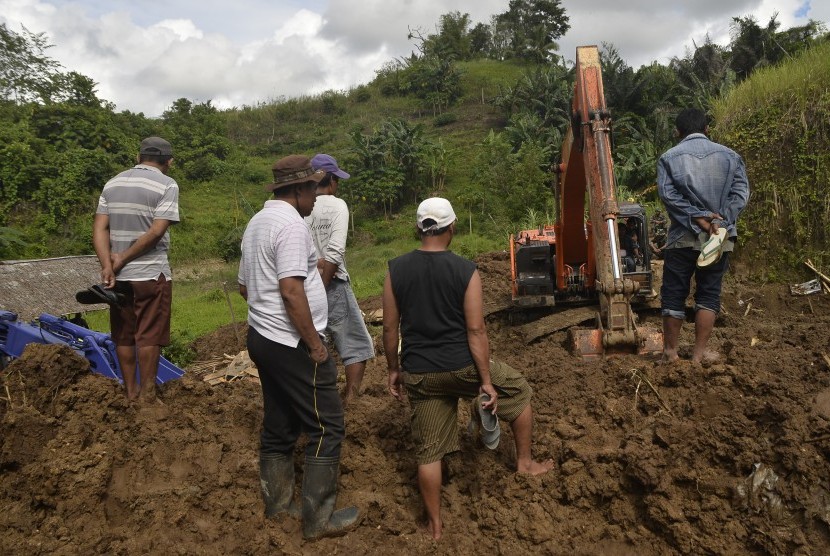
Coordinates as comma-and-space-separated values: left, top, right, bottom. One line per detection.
660, 248, 730, 319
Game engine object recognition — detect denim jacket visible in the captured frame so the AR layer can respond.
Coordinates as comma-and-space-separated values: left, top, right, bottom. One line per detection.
657, 133, 750, 248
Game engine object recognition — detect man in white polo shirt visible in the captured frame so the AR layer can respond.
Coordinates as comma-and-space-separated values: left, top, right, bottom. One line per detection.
238, 154, 359, 540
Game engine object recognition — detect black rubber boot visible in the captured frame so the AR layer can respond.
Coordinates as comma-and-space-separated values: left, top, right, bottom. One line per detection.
260, 452, 299, 518
301, 455, 361, 540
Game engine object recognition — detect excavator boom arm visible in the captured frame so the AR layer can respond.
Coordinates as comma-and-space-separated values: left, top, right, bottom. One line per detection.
559, 46, 661, 356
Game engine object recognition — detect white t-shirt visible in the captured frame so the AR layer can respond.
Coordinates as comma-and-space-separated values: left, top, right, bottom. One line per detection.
238, 200, 327, 347
305, 194, 350, 281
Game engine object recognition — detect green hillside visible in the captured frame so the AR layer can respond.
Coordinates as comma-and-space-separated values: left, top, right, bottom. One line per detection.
3, 14, 830, 362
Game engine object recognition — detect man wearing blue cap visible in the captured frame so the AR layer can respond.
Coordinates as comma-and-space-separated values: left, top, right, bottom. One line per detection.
306, 153, 375, 404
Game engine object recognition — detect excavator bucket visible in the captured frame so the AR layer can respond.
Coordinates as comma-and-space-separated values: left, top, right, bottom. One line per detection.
569, 325, 663, 359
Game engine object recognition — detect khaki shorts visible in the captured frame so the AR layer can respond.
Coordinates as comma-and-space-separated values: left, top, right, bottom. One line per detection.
110, 276, 172, 347
404, 360, 532, 465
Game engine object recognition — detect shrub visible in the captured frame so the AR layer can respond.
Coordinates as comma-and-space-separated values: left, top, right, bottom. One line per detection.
434, 112, 458, 126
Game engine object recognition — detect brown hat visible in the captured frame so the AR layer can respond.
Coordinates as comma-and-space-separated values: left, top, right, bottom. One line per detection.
266, 155, 326, 192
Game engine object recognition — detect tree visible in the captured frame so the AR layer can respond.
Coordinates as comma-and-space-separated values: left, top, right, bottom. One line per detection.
469, 23, 492, 58
162, 98, 231, 181
495, 0, 570, 62
494, 64, 571, 160
600, 43, 639, 113
729, 15, 781, 80
0, 23, 63, 103
423, 11, 473, 60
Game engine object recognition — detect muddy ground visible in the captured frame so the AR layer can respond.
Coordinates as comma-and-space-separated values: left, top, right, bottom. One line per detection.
2, 252, 830, 555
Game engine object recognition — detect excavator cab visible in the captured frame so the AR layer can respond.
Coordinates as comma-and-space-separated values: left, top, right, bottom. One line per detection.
617, 203, 656, 301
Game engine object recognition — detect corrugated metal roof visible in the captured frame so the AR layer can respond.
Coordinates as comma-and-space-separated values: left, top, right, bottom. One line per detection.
0, 255, 108, 320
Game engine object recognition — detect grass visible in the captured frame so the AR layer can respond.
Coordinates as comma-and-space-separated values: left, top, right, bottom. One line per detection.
85, 262, 247, 365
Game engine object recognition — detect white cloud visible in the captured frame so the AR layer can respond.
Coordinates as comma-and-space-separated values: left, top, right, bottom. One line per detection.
1, 0, 828, 115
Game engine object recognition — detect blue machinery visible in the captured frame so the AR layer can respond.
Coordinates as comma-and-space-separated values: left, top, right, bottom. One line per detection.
0, 310, 184, 384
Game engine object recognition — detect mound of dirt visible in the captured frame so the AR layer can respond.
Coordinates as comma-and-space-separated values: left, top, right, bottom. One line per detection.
2, 253, 830, 554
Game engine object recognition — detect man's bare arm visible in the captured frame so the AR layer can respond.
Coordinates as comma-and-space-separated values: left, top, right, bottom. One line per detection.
319, 259, 338, 287
464, 270, 497, 411
110, 218, 174, 275
279, 276, 327, 363
382, 273, 403, 400
92, 213, 115, 287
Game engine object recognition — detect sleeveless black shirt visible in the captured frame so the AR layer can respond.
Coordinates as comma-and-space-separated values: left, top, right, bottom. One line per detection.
388, 250, 476, 372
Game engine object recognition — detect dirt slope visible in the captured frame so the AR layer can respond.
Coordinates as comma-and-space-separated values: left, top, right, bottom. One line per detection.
2, 252, 830, 555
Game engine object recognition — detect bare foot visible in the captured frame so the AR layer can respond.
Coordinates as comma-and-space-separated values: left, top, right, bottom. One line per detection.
138, 386, 160, 404
517, 458, 555, 476
661, 351, 680, 363
692, 350, 720, 364
420, 520, 442, 541
341, 386, 359, 407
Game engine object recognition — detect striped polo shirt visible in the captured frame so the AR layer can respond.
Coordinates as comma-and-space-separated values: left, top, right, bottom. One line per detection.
238, 200, 328, 347
96, 164, 179, 281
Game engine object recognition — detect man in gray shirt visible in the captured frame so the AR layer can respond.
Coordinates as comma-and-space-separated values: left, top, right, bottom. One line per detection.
93, 136, 179, 402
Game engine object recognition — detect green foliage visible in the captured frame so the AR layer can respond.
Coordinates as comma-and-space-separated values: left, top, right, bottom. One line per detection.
728, 16, 826, 81
422, 11, 474, 60
433, 112, 457, 127
469, 130, 552, 226
352, 85, 371, 103
712, 41, 830, 272
347, 119, 437, 213
0, 23, 63, 103
494, 0, 570, 63
162, 98, 233, 182
0, 226, 27, 258
494, 64, 570, 158
162, 331, 197, 368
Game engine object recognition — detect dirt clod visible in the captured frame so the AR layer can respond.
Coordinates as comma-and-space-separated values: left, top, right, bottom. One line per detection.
2, 253, 830, 554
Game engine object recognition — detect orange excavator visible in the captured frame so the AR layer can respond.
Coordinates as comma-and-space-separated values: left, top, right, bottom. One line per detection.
509, 45, 663, 358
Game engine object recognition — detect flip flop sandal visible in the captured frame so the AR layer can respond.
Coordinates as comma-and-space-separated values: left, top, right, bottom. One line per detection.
476, 393, 501, 450
697, 228, 727, 268
75, 284, 126, 307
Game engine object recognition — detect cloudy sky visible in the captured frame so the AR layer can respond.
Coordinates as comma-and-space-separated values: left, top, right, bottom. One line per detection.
1, 0, 826, 116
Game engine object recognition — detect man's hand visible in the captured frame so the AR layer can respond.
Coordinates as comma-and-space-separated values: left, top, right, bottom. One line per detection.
479, 383, 498, 414
101, 266, 116, 288
694, 212, 724, 235
309, 343, 328, 364
388, 369, 404, 401
110, 252, 126, 275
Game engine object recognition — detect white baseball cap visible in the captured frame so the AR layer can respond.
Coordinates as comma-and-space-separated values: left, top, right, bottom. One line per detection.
416, 197, 457, 231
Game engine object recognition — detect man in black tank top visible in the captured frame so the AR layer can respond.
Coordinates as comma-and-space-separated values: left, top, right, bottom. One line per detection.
382, 198, 554, 541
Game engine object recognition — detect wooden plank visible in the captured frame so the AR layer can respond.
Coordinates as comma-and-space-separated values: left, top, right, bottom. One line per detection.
203, 369, 228, 382
518, 307, 597, 343
483, 298, 513, 318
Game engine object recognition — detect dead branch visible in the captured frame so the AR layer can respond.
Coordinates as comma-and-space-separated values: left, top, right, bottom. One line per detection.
805, 259, 830, 287
630, 368, 674, 416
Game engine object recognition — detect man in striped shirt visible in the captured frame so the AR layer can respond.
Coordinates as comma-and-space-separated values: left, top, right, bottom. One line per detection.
238, 154, 359, 540
93, 136, 179, 402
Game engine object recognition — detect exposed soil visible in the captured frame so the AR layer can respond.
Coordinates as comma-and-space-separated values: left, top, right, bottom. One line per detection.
3, 252, 830, 555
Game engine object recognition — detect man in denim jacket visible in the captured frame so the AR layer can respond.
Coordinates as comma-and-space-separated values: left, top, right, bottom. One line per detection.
657, 108, 750, 363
